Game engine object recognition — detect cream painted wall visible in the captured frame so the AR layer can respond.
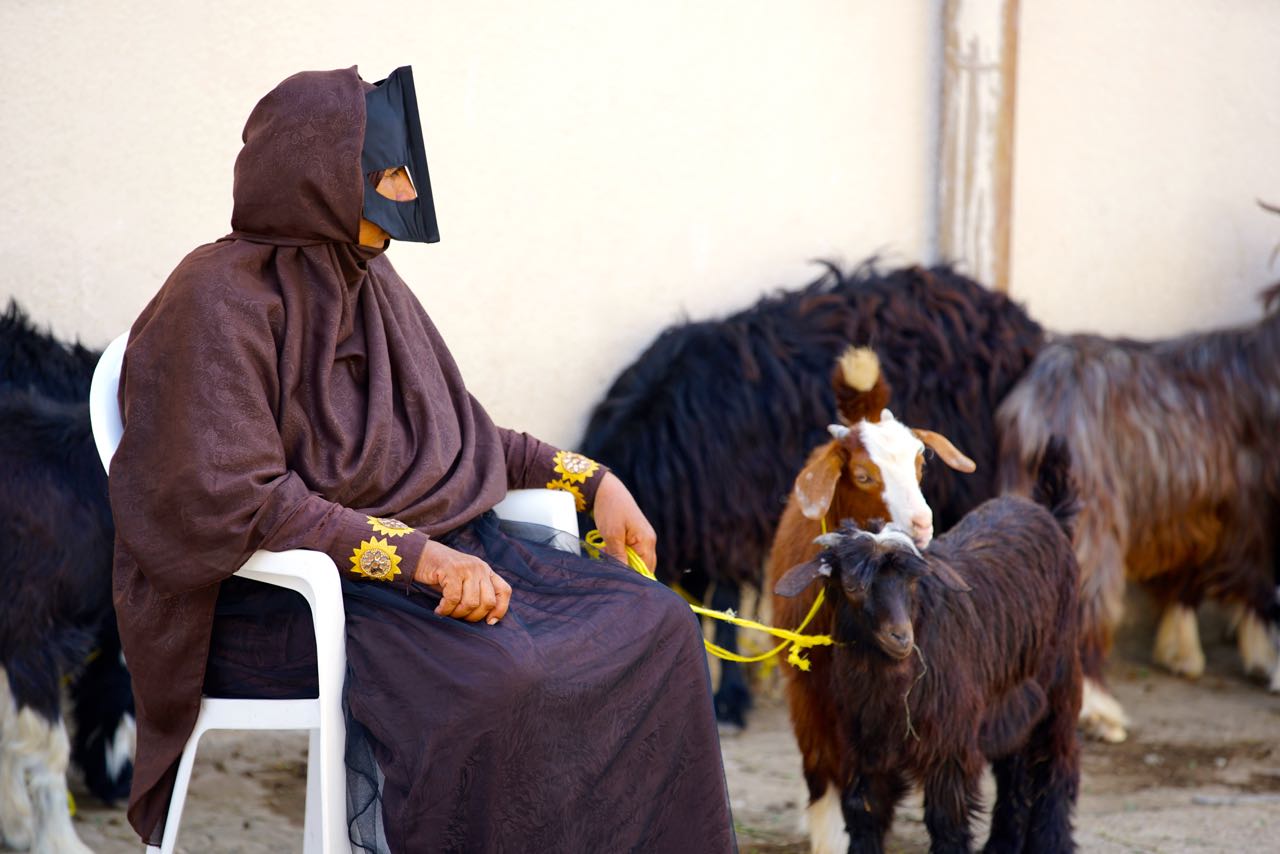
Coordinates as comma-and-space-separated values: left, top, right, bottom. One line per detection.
1011, 0, 1280, 339
0, 0, 939, 447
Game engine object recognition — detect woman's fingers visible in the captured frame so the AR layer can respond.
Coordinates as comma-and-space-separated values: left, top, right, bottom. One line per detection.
421, 545, 509, 626
628, 527, 658, 574
435, 572, 462, 617
600, 522, 628, 563
465, 572, 498, 623
488, 573, 512, 625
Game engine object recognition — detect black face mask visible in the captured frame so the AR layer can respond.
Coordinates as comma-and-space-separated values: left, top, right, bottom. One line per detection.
361, 66, 440, 243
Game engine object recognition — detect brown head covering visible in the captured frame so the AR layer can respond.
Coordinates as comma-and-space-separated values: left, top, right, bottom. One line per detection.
110, 67, 593, 841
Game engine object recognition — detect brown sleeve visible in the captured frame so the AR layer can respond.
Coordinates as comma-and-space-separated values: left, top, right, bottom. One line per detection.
111, 277, 428, 596
497, 428, 609, 513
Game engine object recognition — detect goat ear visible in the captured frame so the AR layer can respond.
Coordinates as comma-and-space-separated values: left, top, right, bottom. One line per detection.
794, 443, 844, 521
911, 428, 977, 473
774, 559, 830, 598
929, 560, 972, 593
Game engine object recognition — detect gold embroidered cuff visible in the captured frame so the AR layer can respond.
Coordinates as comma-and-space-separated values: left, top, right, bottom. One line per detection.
367, 515, 415, 537
349, 536, 404, 582
545, 451, 602, 512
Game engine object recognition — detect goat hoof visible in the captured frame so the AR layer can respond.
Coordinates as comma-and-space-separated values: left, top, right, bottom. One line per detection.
2, 825, 34, 851
1080, 679, 1129, 743
1153, 605, 1205, 680
716, 720, 744, 738
39, 833, 94, 854
1235, 612, 1279, 681
1087, 718, 1128, 743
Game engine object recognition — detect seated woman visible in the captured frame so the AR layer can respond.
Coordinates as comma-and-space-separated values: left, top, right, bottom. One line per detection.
109, 65, 735, 853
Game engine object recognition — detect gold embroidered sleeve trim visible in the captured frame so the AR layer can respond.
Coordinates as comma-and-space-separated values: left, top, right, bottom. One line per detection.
551, 450, 600, 485
545, 478, 587, 512
367, 516, 414, 538
350, 536, 403, 582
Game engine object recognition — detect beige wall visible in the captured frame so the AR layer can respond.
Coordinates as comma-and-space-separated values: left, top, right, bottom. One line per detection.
5, 1, 1279, 448
0, 0, 938, 447
1011, 0, 1280, 338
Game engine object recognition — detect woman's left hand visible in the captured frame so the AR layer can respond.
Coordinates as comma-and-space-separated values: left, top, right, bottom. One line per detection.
592, 472, 658, 573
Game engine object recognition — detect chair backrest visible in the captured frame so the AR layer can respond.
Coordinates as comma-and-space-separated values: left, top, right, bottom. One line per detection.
89, 332, 129, 473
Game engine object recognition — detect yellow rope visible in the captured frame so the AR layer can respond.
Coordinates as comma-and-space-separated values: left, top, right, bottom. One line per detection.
582, 529, 834, 671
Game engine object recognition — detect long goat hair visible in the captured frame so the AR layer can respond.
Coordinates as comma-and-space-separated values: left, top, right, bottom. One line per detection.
0, 301, 99, 403
581, 261, 1043, 590
579, 260, 1043, 725
997, 281, 1280, 739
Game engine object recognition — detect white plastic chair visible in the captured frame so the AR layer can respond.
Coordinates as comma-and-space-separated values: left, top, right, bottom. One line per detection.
90, 332, 578, 853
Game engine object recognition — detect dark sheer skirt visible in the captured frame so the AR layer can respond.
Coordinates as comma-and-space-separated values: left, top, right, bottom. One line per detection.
207, 513, 736, 853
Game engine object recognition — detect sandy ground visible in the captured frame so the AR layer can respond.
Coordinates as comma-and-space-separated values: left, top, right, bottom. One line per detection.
70, 621, 1280, 853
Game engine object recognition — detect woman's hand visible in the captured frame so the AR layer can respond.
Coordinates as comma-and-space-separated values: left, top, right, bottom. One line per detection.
592, 472, 658, 572
414, 540, 512, 625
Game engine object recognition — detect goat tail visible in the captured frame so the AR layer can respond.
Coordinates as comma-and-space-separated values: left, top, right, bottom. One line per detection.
1031, 435, 1080, 540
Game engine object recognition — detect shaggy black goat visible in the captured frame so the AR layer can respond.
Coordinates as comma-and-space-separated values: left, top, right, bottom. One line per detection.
579, 262, 1043, 726
0, 302, 130, 853
774, 440, 1081, 854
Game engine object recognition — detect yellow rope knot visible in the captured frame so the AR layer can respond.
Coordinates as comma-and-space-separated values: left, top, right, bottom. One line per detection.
583, 529, 833, 672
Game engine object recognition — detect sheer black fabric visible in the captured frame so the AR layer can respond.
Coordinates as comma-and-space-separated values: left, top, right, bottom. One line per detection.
205, 513, 736, 853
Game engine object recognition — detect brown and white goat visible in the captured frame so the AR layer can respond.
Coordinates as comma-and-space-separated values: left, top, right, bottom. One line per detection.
765, 347, 976, 853
997, 283, 1280, 743
774, 439, 1081, 853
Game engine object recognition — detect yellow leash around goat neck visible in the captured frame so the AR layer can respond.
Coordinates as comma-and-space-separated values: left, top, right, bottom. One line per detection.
582, 529, 833, 671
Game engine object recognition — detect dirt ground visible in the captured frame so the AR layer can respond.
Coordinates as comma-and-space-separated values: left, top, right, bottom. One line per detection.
72, 616, 1280, 853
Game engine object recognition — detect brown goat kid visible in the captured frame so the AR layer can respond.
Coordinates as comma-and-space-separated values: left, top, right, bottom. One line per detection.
765, 347, 977, 852
997, 282, 1280, 743
776, 441, 1082, 854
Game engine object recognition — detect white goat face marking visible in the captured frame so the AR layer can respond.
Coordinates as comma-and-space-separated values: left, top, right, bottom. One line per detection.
857, 415, 932, 546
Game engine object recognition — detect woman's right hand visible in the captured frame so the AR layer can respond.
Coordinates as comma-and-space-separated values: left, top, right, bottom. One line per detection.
413, 540, 512, 625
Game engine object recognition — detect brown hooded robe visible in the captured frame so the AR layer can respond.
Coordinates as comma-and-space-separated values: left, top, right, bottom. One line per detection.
110, 67, 733, 851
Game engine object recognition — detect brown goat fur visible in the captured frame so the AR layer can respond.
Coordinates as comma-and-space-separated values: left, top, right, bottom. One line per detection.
996, 283, 1280, 738
775, 442, 1082, 852
766, 347, 981, 849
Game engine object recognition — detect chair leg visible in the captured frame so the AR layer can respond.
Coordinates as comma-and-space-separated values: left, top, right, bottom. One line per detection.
156, 722, 206, 854
303, 727, 323, 853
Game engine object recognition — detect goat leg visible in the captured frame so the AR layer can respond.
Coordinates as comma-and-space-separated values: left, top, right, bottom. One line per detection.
921, 754, 982, 854
839, 771, 905, 854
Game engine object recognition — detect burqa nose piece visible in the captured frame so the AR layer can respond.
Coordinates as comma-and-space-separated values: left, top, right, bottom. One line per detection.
362, 66, 440, 243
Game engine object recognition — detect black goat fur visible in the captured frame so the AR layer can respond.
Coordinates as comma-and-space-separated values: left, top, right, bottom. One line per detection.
579, 261, 1044, 725
0, 302, 132, 804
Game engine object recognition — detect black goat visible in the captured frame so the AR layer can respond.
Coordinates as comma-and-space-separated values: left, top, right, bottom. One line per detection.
0, 302, 130, 853
579, 262, 1043, 726
774, 439, 1082, 853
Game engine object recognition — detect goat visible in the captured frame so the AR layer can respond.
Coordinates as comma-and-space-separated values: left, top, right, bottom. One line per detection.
996, 282, 1280, 743
579, 262, 1043, 726
774, 439, 1082, 854
0, 302, 132, 853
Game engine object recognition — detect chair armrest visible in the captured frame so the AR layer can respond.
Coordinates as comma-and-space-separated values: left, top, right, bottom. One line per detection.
234, 550, 346, 664
492, 488, 579, 537
492, 489, 580, 553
